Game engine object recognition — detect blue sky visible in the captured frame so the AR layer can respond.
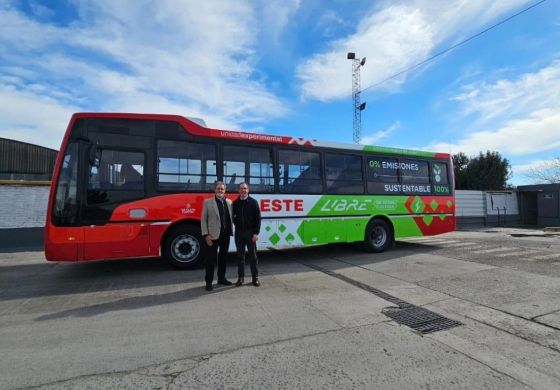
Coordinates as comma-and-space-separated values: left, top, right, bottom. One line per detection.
1, 0, 559, 185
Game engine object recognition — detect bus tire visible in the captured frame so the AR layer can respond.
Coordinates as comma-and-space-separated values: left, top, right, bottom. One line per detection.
363, 218, 392, 253
162, 225, 204, 269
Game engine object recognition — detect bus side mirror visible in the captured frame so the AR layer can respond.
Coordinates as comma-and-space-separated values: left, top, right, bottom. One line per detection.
88, 144, 101, 167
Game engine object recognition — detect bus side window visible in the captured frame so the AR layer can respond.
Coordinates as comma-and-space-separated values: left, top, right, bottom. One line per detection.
223, 145, 274, 193
431, 161, 451, 195
86, 149, 145, 205
325, 153, 364, 194
157, 140, 216, 191
400, 159, 430, 195
278, 149, 322, 194
366, 156, 399, 194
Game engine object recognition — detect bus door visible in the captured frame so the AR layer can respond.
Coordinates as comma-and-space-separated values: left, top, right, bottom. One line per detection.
82, 148, 150, 260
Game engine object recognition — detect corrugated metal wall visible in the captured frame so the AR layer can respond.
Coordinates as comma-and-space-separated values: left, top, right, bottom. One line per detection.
0, 138, 58, 176
456, 190, 520, 227
455, 190, 486, 217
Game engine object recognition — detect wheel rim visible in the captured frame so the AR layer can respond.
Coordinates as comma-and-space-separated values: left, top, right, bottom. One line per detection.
171, 234, 200, 263
371, 226, 387, 248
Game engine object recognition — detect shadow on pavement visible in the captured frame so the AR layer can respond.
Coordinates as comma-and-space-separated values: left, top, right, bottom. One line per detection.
0, 245, 43, 254
35, 283, 234, 321
0, 242, 433, 304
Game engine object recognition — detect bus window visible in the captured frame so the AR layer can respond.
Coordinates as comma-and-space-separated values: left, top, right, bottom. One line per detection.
431, 162, 451, 195
157, 140, 217, 191
325, 153, 364, 194
87, 150, 144, 204
88, 150, 144, 190
366, 156, 399, 194
278, 149, 322, 194
223, 145, 274, 192
53, 142, 79, 226
399, 159, 431, 195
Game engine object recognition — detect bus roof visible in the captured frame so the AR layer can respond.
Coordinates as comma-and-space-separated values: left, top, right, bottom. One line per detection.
71, 112, 450, 160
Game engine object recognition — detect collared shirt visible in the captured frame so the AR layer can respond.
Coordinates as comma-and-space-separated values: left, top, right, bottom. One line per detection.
215, 196, 232, 235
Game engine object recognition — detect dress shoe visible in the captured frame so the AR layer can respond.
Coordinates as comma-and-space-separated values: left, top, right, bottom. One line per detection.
252, 278, 260, 287
205, 283, 213, 291
217, 279, 233, 286
235, 277, 244, 287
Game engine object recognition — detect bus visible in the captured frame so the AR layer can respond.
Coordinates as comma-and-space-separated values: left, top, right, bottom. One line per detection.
45, 113, 455, 269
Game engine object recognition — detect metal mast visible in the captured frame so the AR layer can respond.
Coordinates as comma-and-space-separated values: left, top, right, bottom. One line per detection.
347, 52, 366, 144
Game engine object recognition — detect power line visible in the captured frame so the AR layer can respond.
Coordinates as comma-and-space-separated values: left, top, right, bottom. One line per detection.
360, 0, 548, 93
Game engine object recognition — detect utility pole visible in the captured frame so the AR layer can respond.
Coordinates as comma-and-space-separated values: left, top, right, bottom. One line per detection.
347, 52, 366, 144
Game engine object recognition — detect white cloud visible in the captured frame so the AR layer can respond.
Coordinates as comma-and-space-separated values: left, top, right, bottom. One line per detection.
297, 4, 434, 101
315, 9, 349, 38
28, 1, 55, 19
296, 0, 530, 101
256, 0, 300, 45
0, 85, 79, 149
0, 1, 288, 148
361, 121, 400, 145
426, 107, 560, 156
513, 157, 560, 185
513, 158, 557, 174
426, 60, 560, 157
452, 60, 560, 122
68, 0, 287, 121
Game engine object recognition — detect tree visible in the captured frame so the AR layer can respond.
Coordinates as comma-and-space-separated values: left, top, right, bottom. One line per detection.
452, 152, 469, 190
452, 151, 511, 190
526, 157, 560, 184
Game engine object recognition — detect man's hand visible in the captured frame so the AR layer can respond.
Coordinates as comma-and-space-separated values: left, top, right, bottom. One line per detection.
205, 235, 214, 246
252, 234, 259, 243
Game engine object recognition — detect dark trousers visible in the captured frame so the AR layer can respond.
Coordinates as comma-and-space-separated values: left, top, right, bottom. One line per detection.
235, 230, 258, 278
205, 234, 230, 284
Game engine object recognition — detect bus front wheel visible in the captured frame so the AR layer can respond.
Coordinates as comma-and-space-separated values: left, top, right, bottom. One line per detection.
163, 225, 204, 269
363, 219, 392, 253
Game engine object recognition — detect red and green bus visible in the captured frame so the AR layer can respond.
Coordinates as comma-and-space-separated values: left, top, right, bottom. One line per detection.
45, 113, 455, 269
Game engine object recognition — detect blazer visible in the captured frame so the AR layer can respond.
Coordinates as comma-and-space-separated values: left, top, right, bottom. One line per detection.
201, 196, 233, 239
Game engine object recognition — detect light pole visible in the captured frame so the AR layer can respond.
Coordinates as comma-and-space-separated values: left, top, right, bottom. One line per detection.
347, 52, 366, 144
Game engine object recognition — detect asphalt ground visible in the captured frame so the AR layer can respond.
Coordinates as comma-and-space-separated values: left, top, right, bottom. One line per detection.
1, 228, 560, 389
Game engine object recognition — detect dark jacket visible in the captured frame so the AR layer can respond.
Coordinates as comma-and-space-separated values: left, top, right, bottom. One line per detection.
232, 196, 261, 235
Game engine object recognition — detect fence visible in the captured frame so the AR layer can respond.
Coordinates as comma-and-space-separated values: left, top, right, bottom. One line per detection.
0, 184, 50, 248
455, 190, 519, 228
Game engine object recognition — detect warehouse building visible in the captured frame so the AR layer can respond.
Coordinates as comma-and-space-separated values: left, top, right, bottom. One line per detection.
0, 137, 58, 182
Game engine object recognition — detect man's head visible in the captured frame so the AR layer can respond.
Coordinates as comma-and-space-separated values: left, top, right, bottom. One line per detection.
238, 182, 249, 198
214, 181, 226, 199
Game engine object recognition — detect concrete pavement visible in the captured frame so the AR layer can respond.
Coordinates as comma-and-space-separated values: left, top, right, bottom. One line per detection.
1, 229, 559, 389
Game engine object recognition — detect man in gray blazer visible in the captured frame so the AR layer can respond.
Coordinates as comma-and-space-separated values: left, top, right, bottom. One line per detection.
201, 181, 234, 291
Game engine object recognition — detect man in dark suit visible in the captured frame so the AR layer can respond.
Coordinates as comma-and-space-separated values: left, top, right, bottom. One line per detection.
201, 181, 233, 291
232, 182, 261, 287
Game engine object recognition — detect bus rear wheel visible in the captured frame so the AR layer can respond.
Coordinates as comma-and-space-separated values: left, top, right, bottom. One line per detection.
163, 225, 204, 269
363, 219, 392, 253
